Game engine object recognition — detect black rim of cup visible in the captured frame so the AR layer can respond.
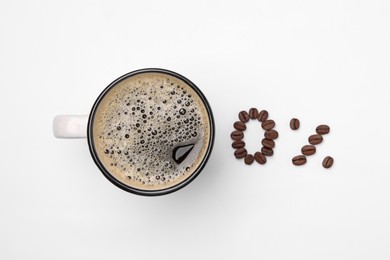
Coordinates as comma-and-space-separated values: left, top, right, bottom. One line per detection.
87, 68, 215, 196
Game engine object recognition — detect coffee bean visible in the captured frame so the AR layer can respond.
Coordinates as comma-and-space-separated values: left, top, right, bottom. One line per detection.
254, 152, 266, 164
249, 108, 258, 119
290, 118, 300, 130
238, 111, 250, 123
231, 130, 244, 140
322, 156, 334, 168
264, 129, 278, 139
232, 140, 245, 149
301, 145, 316, 156
261, 138, 275, 148
308, 134, 323, 145
257, 110, 268, 122
233, 121, 246, 131
261, 120, 275, 130
292, 155, 306, 166
261, 146, 273, 156
234, 148, 247, 159
316, 125, 330, 135
244, 154, 254, 165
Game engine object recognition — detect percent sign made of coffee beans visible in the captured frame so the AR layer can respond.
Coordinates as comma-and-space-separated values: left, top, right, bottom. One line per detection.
230, 109, 334, 169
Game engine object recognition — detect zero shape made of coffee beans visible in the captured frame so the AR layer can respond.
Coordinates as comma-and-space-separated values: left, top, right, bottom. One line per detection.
232, 108, 277, 165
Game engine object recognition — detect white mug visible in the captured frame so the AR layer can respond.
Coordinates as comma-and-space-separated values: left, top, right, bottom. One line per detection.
53, 68, 215, 196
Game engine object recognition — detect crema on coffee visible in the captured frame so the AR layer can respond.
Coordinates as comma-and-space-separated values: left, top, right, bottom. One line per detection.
91, 72, 211, 191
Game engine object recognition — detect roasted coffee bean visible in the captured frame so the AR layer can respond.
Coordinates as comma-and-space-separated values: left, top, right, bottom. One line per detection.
232, 140, 245, 149
322, 156, 334, 168
264, 129, 278, 139
257, 110, 269, 122
261, 146, 273, 156
290, 118, 300, 130
261, 138, 275, 149
248, 108, 259, 119
233, 121, 246, 131
231, 130, 244, 140
244, 154, 255, 165
238, 111, 250, 123
234, 148, 247, 159
316, 125, 330, 135
254, 152, 267, 164
292, 155, 307, 166
301, 145, 316, 156
261, 120, 275, 130
308, 134, 323, 145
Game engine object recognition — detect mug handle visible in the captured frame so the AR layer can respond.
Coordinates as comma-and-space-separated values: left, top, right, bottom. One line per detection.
53, 115, 88, 138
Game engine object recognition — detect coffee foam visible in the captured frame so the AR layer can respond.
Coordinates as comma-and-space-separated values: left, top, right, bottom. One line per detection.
92, 72, 211, 190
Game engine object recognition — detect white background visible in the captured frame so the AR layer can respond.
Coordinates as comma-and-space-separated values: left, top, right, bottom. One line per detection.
1, 0, 390, 259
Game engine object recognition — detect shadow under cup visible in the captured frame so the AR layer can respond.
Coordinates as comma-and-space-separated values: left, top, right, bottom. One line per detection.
87, 68, 215, 196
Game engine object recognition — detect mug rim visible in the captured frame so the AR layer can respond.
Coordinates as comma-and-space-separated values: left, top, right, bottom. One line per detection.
87, 68, 215, 196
